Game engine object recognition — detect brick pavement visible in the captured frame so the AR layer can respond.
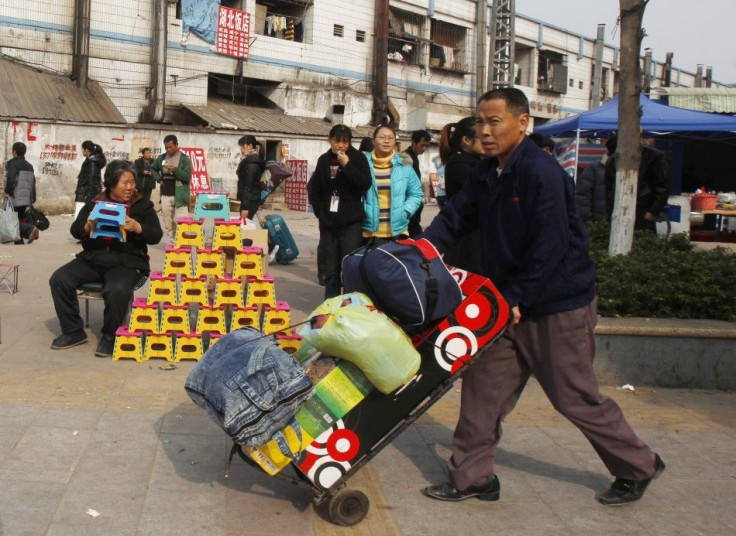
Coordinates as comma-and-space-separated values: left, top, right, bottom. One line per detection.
0, 208, 734, 535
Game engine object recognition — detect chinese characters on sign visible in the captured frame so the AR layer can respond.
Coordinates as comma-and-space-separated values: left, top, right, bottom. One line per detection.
215, 6, 251, 58
284, 159, 309, 212
180, 147, 211, 193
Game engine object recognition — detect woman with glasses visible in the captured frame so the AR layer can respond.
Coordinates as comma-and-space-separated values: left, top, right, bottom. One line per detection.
439, 117, 484, 273
362, 125, 423, 241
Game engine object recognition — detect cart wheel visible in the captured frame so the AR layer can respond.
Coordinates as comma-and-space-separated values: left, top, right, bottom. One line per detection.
277, 259, 290, 265
327, 489, 370, 526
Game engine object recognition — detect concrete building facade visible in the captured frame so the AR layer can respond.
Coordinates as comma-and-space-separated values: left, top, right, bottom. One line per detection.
0, 1, 726, 212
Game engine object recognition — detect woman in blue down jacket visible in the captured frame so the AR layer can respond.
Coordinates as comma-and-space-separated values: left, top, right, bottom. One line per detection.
362, 125, 424, 240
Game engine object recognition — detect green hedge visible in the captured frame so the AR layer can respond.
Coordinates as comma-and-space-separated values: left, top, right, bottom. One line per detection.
587, 221, 736, 321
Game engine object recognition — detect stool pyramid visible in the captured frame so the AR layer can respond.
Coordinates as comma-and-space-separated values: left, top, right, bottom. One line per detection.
112, 194, 300, 363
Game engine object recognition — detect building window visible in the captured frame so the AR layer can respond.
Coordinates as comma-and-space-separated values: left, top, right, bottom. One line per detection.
569, 78, 574, 87
429, 19, 469, 73
578, 80, 584, 89
333, 24, 344, 38
513, 45, 533, 86
537, 50, 568, 94
356, 30, 366, 42
388, 7, 422, 66
254, 0, 313, 43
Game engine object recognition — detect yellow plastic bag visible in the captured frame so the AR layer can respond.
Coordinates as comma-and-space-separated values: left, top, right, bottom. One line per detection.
300, 293, 420, 394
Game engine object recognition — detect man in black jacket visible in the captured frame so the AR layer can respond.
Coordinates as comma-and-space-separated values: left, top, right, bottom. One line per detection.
404, 129, 431, 237
308, 125, 371, 299
421, 88, 664, 507
604, 134, 671, 231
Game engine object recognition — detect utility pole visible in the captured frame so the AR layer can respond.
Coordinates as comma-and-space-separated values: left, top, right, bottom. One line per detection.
372, 0, 389, 126
590, 24, 605, 108
488, 0, 515, 89
609, 0, 648, 256
72, 0, 91, 88
476, 0, 488, 97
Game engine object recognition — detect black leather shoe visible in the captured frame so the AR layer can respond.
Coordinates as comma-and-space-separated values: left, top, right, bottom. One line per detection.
95, 335, 115, 358
597, 454, 665, 506
422, 475, 500, 502
51, 330, 88, 350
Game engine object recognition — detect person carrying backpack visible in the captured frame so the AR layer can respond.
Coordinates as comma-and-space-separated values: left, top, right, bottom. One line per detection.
4, 142, 38, 244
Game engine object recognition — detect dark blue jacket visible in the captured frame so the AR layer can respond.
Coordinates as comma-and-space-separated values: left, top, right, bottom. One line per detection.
422, 137, 595, 317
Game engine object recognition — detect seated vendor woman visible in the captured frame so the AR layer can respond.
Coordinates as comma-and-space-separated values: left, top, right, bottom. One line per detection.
49, 160, 163, 358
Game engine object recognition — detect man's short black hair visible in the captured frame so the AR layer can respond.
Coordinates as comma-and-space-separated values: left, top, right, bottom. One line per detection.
478, 87, 530, 116
12, 142, 26, 157
411, 129, 431, 143
163, 134, 178, 145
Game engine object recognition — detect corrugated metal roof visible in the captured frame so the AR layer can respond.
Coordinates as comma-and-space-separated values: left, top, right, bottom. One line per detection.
183, 99, 375, 139
652, 88, 736, 114
0, 57, 126, 124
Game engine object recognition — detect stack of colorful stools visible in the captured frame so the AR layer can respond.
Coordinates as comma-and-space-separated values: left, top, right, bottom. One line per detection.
111, 193, 303, 362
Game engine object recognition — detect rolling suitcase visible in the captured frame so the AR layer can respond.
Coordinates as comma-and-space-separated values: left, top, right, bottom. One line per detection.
261, 214, 299, 264
234, 269, 511, 526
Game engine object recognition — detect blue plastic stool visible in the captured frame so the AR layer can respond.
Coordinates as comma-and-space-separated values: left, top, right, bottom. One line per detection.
90, 201, 126, 241
193, 192, 230, 220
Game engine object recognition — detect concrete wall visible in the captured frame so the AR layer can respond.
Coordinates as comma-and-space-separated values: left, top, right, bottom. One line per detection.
593, 318, 736, 390
595, 335, 736, 390
0, 120, 334, 214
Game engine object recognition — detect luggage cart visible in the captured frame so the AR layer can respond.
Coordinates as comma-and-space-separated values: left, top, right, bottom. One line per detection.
232, 270, 510, 526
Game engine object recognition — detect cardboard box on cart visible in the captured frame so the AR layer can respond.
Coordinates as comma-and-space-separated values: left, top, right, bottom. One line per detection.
245, 270, 510, 485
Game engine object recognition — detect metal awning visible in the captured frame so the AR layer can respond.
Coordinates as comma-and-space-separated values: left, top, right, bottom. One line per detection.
0, 57, 126, 124
651, 87, 736, 114
182, 99, 374, 139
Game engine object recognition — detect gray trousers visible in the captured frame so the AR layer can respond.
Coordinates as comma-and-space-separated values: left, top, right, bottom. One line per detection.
447, 299, 656, 491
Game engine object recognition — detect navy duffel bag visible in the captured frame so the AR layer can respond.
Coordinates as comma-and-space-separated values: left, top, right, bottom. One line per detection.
342, 238, 463, 332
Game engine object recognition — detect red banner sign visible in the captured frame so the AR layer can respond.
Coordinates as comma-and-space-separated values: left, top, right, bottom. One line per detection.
284, 159, 309, 212
180, 147, 210, 193
216, 6, 251, 58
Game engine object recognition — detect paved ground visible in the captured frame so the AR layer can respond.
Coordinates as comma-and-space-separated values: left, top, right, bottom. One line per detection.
1, 206, 735, 535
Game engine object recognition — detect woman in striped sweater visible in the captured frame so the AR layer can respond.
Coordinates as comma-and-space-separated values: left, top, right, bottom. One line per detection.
362, 125, 424, 241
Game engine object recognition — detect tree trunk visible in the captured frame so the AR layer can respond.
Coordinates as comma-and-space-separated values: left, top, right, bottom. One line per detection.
609, 0, 648, 256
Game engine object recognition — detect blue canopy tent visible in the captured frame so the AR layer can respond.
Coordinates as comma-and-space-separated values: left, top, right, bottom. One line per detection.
534, 93, 736, 189
534, 93, 736, 138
